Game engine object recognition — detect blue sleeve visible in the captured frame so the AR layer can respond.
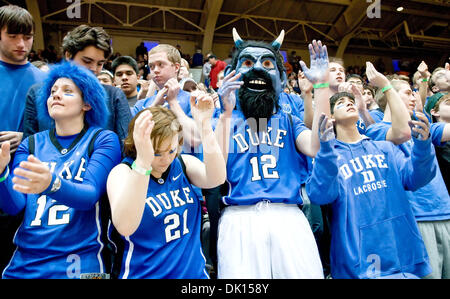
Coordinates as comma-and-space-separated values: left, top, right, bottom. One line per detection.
132, 98, 146, 117
292, 114, 308, 139
43, 131, 122, 210
0, 138, 30, 215
394, 137, 437, 191
366, 123, 389, 141
22, 83, 41, 138
306, 140, 340, 205
107, 86, 132, 145
430, 122, 446, 146
369, 110, 384, 123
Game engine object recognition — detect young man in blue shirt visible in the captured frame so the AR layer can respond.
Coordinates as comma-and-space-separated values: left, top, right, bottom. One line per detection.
306, 88, 435, 278
0, 4, 46, 273
366, 70, 450, 279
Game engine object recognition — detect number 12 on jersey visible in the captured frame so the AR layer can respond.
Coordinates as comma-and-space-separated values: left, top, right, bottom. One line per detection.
250, 154, 279, 181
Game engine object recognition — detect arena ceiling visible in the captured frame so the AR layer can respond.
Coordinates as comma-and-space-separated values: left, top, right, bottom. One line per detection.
5, 0, 450, 63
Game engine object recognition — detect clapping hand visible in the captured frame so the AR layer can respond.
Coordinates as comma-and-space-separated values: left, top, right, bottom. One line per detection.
298, 71, 313, 94
300, 40, 329, 84
11, 155, 52, 194
366, 62, 390, 89
190, 92, 215, 125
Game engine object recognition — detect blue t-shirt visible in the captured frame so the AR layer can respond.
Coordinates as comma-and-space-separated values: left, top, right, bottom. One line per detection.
0, 127, 121, 278
366, 122, 450, 221
306, 137, 433, 279
278, 92, 305, 120
222, 110, 309, 206
369, 109, 384, 123
0, 61, 46, 132
117, 156, 208, 279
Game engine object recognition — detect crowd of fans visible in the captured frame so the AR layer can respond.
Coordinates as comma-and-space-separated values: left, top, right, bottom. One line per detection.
0, 4, 449, 280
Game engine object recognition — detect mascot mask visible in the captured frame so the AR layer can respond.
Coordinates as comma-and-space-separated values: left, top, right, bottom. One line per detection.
227, 28, 287, 122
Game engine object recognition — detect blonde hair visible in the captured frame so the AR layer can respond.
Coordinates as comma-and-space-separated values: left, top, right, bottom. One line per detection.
124, 106, 183, 159
391, 78, 411, 92
148, 44, 181, 65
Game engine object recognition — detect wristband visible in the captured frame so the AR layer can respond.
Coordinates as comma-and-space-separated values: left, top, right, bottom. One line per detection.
132, 161, 152, 176
0, 166, 9, 183
422, 78, 428, 82
382, 85, 393, 93
313, 83, 330, 89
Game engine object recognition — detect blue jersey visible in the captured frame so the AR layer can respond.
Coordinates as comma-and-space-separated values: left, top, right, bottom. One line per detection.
278, 92, 305, 120
118, 156, 208, 279
2, 127, 117, 279
0, 61, 45, 132
366, 122, 450, 221
222, 110, 309, 206
307, 137, 433, 278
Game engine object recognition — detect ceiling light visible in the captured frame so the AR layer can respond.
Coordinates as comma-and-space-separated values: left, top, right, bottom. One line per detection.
397, 7, 404, 12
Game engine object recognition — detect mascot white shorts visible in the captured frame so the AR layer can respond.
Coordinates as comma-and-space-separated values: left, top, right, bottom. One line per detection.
217, 201, 324, 279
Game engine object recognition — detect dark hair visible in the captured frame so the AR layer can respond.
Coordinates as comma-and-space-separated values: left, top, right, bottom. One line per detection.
230, 40, 285, 79
346, 73, 364, 83
330, 92, 355, 114
111, 56, 139, 75
62, 25, 112, 60
0, 5, 34, 38
363, 84, 375, 97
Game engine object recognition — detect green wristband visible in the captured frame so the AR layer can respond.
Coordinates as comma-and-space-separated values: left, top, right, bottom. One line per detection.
131, 161, 152, 176
0, 166, 9, 183
313, 83, 330, 89
422, 78, 428, 82
382, 85, 393, 93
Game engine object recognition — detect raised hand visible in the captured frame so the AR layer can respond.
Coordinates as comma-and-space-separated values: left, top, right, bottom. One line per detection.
217, 70, 243, 115
190, 92, 215, 125
12, 155, 52, 194
133, 110, 155, 169
318, 113, 335, 142
299, 40, 329, 84
417, 61, 430, 79
366, 62, 390, 88
298, 71, 313, 94
0, 141, 11, 174
409, 111, 430, 141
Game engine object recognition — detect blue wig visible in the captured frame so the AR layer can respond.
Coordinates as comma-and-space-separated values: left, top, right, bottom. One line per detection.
36, 62, 109, 128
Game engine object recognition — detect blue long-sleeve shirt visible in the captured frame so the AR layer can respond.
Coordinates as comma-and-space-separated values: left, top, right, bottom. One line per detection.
366, 122, 450, 221
306, 136, 434, 279
0, 61, 45, 132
